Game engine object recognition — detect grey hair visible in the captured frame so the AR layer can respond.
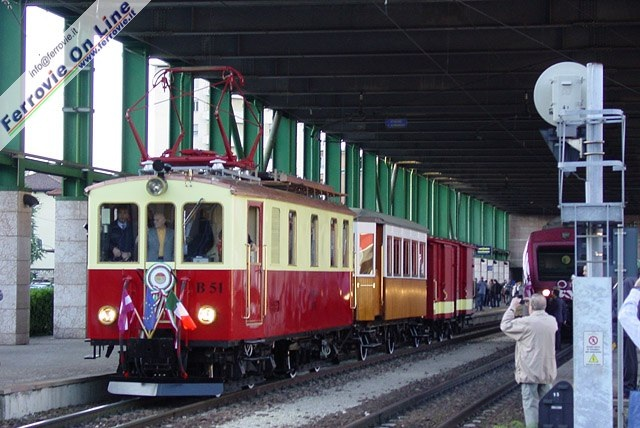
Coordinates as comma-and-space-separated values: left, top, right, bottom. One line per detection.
530, 293, 547, 311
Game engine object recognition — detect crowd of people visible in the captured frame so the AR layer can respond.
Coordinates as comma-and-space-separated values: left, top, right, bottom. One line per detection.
474, 277, 517, 311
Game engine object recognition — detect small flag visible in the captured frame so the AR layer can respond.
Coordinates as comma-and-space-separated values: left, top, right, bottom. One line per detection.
118, 288, 135, 332
143, 285, 159, 331
166, 291, 197, 331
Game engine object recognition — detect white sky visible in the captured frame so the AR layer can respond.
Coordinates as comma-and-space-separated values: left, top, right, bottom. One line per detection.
25, 6, 123, 171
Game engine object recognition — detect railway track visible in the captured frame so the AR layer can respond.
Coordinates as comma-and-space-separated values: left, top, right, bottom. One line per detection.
342, 346, 573, 428
18, 322, 500, 428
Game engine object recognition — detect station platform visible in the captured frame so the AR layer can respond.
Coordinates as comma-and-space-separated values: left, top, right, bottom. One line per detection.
0, 336, 115, 420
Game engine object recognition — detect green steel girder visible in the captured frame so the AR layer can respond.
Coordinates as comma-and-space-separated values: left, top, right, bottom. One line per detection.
228, 100, 245, 159
378, 159, 391, 215
416, 175, 428, 228
362, 152, 377, 211
122, 46, 148, 174
0, 150, 119, 183
62, 61, 92, 199
345, 143, 360, 208
303, 125, 319, 182
272, 114, 296, 174
244, 99, 263, 169
0, 1, 24, 190
391, 166, 406, 219
483, 204, 495, 247
325, 134, 341, 194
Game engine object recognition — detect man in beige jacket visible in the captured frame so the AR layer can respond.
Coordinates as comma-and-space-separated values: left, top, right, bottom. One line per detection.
501, 293, 558, 428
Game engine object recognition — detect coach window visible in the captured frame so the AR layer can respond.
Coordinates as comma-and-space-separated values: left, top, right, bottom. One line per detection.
271, 208, 281, 265
418, 242, 426, 278
358, 231, 374, 275
310, 214, 319, 267
342, 220, 350, 268
100, 204, 138, 262
183, 202, 220, 262
330, 218, 337, 267
403, 239, 411, 277
386, 235, 393, 276
411, 240, 419, 277
393, 237, 401, 276
288, 210, 297, 265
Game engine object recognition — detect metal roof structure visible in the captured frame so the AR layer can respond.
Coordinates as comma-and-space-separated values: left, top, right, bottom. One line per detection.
34, 0, 640, 216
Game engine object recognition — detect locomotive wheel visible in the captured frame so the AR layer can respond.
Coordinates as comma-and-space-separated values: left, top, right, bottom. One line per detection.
385, 332, 395, 355
447, 325, 454, 340
413, 335, 421, 348
438, 330, 445, 342
358, 334, 369, 361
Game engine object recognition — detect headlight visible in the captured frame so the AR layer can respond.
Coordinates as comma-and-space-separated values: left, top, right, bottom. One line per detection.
146, 177, 167, 196
542, 289, 551, 297
198, 305, 217, 325
98, 305, 118, 325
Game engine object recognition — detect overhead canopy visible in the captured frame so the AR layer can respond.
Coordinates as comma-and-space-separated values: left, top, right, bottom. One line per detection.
34, 0, 640, 215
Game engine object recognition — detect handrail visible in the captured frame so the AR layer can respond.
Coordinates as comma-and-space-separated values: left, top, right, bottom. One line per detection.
262, 244, 268, 318
242, 243, 251, 320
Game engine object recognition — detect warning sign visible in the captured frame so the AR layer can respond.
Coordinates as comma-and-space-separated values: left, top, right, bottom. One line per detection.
584, 331, 603, 366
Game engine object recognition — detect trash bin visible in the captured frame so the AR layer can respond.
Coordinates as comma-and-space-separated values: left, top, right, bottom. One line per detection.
539, 380, 573, 427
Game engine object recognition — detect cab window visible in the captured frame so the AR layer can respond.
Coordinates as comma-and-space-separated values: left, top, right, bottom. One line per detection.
183, 202, 222, 262
147, 204, 175, 262
100, 204, 138, 262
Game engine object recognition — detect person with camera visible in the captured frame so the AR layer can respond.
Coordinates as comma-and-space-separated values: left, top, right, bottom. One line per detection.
501, 293, 558, 428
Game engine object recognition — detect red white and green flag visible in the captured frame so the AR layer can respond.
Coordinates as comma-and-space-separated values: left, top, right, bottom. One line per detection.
166, 291, 197, 331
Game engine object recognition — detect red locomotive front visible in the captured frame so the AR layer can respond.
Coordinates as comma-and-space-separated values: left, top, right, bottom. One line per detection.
86, 174, 354, 396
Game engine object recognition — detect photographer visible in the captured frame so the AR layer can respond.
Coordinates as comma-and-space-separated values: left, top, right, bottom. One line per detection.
501, 293, 558, 428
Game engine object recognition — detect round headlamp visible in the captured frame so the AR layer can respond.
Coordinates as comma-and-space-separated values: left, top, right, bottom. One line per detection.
146, 177, 167, 196
198, 305, 217, 325
98, 305, 118, 325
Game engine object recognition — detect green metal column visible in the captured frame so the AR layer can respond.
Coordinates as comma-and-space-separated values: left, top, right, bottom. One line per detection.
448, 186, 458, 240
325, 135, 341, 194
62, 61, 92, 199
121, 46, 147, 174
470, 199, 483, 244
416, 175, 428, 227
244, 99, 263, 168
169, 72, 193, 153
272, 115, 296, 174
457, 194, 470, 243
436, 183, 450, 238
427, 179, 435, 233
345, 143, 360, 208
362, 152, 377, 211
407, 169, 418, 222
494, 209, 508, 251
0, 1, 24, 190
483, 204, 495, 248
378, 159, 391, 215
392, 167, 406, 219
303, 125, 320, 182
210, 85, 230, 155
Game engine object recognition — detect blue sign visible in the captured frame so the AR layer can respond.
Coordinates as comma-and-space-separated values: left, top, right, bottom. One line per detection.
385, 118, 408, 129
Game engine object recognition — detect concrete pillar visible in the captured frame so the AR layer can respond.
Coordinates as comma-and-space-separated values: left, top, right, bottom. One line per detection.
53, 200, 87, 338
0, 191, 31, 345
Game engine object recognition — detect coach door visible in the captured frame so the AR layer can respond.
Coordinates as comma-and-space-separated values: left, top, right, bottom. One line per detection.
353, 222, 381, 321
245, 202, 264, 324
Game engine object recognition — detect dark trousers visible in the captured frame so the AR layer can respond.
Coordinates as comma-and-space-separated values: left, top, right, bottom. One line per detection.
624, 333, 638, 395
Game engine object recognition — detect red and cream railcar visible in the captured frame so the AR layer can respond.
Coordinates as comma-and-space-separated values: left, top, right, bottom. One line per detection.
86, 171, 354, 396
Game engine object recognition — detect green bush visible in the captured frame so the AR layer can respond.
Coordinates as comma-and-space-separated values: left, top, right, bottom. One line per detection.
30, 287, 53, 336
